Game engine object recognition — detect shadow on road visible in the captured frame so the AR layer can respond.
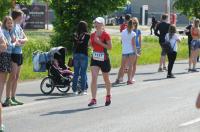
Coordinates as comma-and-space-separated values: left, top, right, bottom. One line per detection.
98, 72, 117, 76
97, 82, 127, 89
34, 93, 85, 101
143, 78, 167, 82
40, 106, 105, 116
135, 72, 157, 75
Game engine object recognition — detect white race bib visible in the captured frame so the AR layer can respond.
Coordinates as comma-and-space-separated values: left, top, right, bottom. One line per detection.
92, 51, 105, 61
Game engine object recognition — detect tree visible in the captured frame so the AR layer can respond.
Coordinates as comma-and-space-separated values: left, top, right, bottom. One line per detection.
0, 0, 31, 20
50, 0, 127, 51
173, 0, 200, 18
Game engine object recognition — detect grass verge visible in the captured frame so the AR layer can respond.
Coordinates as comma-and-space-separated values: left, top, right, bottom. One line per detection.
19, 30, 189, 80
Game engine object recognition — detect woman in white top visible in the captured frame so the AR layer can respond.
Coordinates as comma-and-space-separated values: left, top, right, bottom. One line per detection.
165, 24, 181, 78
116, 19, 136, 84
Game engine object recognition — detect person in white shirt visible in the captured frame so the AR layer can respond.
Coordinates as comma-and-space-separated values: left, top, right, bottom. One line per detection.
165, 24, 181, 78
115, 19, 136, 85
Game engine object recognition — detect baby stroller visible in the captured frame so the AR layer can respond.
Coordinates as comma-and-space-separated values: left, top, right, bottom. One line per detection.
33, 46, 72, 95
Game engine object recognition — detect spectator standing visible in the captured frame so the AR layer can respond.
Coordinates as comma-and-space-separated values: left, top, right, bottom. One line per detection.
120, 14, 131, 33
150, 16, 157, 35
189, 19, 200, 71
88, 17, 112, 106
72, 21, 90, 95
155, 14, 170, 72
3, 10, 28, 106
165, 25, 181, 78
132, 17, 142, 81
115, 19, 136, 84
119, 16, 124, 25
1, 16, 15, 132
185, 21, 193, 71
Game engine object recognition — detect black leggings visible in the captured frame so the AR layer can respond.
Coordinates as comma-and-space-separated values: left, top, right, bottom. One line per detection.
167, 51, 177, 75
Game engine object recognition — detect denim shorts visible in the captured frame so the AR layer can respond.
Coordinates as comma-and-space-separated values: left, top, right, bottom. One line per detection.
191, 40, 200, 50
122, 52, 136, 57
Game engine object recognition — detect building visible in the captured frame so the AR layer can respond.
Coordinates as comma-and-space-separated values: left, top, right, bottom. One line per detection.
131, 0, 189, 25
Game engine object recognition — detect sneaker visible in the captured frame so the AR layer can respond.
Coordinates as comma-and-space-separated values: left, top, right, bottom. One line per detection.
167, 74, 176, 78
127, 80, 133, 85
73, 92, 79, 95
88, 99, 96, 107
105, 95, 111, 106
158, 67, 163, 72
163, 67, 167, 71
191, 69, 199, 72
114, 79, 120, 84
3, 98, 17, 107
0, 124, 5, 132
188, 68, 192, 72
11, 97, 24, 105
82, 91, 87, 95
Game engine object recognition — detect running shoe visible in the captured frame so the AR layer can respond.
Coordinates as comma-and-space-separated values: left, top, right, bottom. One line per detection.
88, 99, 96, 107
105, 95, 111, 106
167, 74, 176, 78
127, 80, 133, 85
11, 97, 24, 105
158, 67, 163, 72
163, 67, 167, 71
2, 98, 17, 107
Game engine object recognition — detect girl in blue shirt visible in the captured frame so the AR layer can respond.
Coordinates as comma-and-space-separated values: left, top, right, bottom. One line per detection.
132, 17, 142, 81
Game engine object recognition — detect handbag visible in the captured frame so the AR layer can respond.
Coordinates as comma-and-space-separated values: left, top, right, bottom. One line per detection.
68, 57, 73, 67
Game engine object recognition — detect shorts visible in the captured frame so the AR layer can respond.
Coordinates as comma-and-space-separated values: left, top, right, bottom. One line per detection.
160, 42, 167, 56
191, 40, 200, 50
11, 54, 23, 66
122, 52, 136, 57
0, 52, 11, 73
90, 58, 111, 73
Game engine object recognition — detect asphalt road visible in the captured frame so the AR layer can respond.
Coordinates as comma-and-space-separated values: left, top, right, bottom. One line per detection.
3, 60, 200, 132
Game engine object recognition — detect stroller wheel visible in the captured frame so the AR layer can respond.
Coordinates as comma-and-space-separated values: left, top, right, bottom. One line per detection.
57, 85, 70, 94
40, 77, 55, 95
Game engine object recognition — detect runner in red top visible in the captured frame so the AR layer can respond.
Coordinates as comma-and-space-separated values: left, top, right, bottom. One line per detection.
119, 14, 131, 32
88, 17, 112, 107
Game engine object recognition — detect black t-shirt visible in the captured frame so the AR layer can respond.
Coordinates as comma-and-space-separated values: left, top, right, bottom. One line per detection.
73, 33, 90, 56
185, 24, 192, 45
155, 21, 170, 43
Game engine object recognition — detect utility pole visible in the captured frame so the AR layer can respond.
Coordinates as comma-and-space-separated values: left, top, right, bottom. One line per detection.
167, 0, 170, 23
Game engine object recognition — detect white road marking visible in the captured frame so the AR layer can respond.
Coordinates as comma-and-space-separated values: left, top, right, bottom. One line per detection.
179, 118, 200, 127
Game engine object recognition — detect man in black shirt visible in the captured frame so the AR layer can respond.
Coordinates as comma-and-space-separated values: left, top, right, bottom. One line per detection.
150, 16, 157, 35
155, 14, 170, 72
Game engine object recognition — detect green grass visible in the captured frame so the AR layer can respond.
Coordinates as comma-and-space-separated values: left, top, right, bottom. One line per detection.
19, 30, 189, 81
109, 35, 188, 66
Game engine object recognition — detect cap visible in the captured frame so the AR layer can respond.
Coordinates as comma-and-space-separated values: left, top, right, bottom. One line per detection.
94, 17, 105, 25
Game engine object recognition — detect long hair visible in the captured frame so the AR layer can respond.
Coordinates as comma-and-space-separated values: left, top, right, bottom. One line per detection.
127, 19, 133, 34
194, 19, 200, 28
132, 17, 139, 29
168, 24, 176, 39
2, 16, 13, 30
77, 21, 88, 35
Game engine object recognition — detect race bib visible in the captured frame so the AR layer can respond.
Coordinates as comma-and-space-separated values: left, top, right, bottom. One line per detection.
92, 51, 105, 61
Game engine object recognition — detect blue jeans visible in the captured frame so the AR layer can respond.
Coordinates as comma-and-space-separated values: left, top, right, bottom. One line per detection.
72, 53, 88, 92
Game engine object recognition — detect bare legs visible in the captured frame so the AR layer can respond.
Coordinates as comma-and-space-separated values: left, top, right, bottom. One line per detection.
0, 72, 8, 127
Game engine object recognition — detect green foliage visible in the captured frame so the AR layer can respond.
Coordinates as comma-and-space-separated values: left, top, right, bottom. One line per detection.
0, 0, 12, 20
173, 0, 200, 18
50, 0, 127, 52
0, 0, 31, 20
